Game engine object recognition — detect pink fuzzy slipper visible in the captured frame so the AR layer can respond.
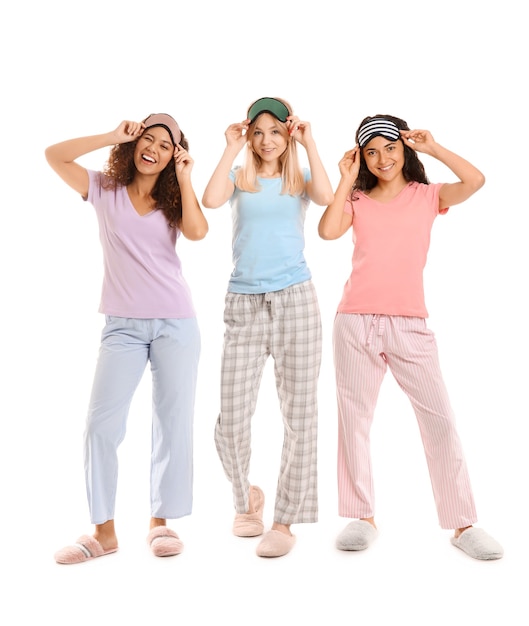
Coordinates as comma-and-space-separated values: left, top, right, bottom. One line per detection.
54, 534, 118, 564
147, 526, 184, 557
233, 485, 265, 537
256, 530, 296, 558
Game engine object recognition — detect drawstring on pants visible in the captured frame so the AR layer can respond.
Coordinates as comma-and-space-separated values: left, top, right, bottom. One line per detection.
366, 314, 386, 345
264, 292, 277, 316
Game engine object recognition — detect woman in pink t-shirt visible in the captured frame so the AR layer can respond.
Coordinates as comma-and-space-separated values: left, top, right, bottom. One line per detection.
318, 114, 503, 560
45, 114, 208, 564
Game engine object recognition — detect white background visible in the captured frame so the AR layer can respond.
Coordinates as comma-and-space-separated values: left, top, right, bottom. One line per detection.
2, 1, 526, 624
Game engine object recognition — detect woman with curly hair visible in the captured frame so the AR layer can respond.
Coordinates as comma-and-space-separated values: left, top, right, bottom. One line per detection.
45, 114, 208, 563
318, 114, 503, 560
202, 97, 333, 558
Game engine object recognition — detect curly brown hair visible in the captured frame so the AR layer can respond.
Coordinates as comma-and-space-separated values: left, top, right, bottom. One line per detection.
101, 132, 190, 228
351, 114, 429, 200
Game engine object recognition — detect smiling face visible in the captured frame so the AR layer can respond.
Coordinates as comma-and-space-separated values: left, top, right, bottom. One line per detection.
134, 126, 174, 175
362, 135, 406, 183
248, 113, 289, 164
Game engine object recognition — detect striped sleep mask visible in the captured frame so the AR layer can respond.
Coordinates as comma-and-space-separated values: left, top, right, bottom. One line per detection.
357, 118, 400, 148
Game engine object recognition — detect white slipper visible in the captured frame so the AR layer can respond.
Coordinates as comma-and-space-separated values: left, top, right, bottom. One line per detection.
336, 520, 378, 551
450, 527, 503, 560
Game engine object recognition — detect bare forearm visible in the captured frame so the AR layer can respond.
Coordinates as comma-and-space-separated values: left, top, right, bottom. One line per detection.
318, 176, 353, 239
202, 145, 240, 208
179, 176, 209, 240
304, 139, 334, 205
428, 142, 485, 188
428, 142, 485, 207
45, 133, 118, 196
45, 132, 117, 167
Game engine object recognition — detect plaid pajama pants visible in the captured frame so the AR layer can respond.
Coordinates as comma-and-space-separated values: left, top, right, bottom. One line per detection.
214, 280, 321, 525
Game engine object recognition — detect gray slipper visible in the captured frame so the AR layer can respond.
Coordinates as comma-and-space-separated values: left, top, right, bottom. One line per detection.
336, 520, 378, 551
450, 527, 503, 560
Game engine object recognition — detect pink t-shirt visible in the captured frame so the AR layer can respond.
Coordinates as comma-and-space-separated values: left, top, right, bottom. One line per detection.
337, 181, 447, 318
86, 170, 196, 319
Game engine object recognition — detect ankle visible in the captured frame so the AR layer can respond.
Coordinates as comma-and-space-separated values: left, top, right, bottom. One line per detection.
360, 517, 377, 529
454, 525, 473, 538
150, 517, 167, 530
271, 522, 292, 536
94, 520, 118, 549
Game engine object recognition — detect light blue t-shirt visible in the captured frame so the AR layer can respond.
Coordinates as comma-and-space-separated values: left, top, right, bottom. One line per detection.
228, 168, 312, 294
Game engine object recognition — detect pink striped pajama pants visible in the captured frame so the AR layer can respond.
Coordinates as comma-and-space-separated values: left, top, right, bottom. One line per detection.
333, 313, 477, 529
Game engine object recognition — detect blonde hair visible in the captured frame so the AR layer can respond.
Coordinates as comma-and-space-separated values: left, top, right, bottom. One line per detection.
235, 97, 305, 196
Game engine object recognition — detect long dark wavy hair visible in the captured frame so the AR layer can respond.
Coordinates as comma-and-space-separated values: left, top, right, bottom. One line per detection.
101, 131, 189, 228
351, 114, 429, 200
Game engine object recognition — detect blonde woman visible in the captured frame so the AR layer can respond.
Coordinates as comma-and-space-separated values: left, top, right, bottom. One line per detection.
202, 97, 333, 558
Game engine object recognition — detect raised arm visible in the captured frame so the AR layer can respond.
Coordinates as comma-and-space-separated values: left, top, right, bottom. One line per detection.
44, 120, 145, 198
318, 148, 359, 240
289, 117, 334, 206
400, 129, 485, 209
173, 145, 208, 240
201, 121, 249, 208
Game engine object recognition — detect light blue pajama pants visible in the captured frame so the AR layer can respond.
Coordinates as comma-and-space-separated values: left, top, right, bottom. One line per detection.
84, 315, 200, 524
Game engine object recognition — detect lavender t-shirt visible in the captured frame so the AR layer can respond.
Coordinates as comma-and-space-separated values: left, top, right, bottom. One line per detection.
85, 170, 195, 318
